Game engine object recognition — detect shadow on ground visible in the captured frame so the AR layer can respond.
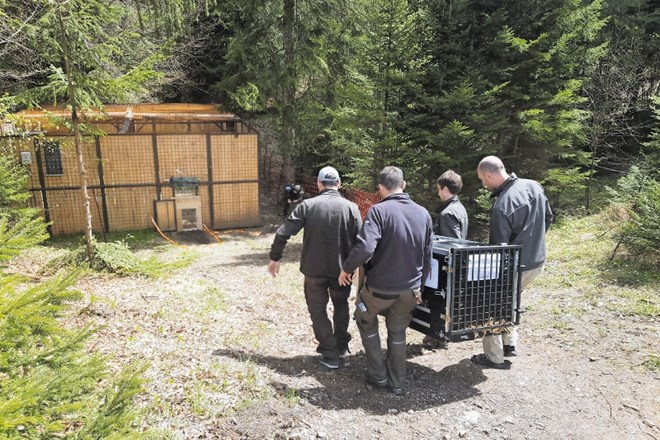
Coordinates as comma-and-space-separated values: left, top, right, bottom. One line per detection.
221, 242, 304, 268
212, 348, 486, 415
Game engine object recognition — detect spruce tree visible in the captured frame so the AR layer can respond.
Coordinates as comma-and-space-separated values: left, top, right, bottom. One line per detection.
0, 137, 148, 438
2, 0, 195, 261
412, 0, 607, 190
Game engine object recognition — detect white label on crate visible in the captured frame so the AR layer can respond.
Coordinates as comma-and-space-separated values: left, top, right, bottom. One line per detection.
467, 253, 501, 281
424, 258, 439, 288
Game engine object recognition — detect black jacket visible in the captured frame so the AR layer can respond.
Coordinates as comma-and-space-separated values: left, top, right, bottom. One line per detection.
434, 196, 468, 239
342, 193, 433, 292
270, 189, 362, 278
489, 173, 553, 270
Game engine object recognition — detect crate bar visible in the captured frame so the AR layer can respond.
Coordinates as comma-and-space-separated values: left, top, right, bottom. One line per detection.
445, 252, 454, 335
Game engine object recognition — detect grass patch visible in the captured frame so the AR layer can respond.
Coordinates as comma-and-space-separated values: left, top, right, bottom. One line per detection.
42, 240, 197, 277
550, 321, 573, 331
203, 285, 229, 313
538, 213, 659, 318
642, 354, 660, 372
183, 360, 272, 418
224, 322, 274, 351
285, 387, 300, 407
46, 229, 165, 250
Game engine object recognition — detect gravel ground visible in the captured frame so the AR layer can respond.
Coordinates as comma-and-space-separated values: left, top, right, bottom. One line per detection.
13, 211, 659, 440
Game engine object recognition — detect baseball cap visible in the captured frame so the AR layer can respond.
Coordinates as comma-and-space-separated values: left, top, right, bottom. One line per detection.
318, 166, 340, 183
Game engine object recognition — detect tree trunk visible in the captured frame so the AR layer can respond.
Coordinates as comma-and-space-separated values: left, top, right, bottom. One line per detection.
56, 2, 95, 263
72, 110, 95, 263
281, 0, 296, 183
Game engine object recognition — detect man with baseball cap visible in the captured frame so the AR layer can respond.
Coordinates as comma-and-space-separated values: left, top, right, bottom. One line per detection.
268, 166, 363, 369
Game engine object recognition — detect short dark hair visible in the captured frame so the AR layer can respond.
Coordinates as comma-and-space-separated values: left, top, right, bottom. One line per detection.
377, 166, 404, 190
436, 170, 463, 195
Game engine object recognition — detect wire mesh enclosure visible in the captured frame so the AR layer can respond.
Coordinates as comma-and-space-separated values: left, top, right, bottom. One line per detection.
410, 236, 522, 342
6, 104, 260, 236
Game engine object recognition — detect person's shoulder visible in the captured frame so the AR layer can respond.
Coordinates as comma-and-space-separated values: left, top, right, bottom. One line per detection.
516, 178, 546, 195
412, 201, 433, 218
339, 197, 361, 214
516, 177, 542, 188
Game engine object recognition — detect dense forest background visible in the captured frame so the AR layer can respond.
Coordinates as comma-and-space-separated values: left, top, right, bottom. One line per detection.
1, 1, 658, 436
1, 0, 659, 218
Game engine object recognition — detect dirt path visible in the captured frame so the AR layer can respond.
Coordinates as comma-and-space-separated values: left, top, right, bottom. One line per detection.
49, 225, 660, 440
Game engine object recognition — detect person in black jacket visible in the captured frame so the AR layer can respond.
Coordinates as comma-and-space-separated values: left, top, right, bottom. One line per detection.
434, 170, 468, 239
471, 156, 553, 369
268, 166, 363, 369
282, 183, 304, 219
339, 166, 433, 395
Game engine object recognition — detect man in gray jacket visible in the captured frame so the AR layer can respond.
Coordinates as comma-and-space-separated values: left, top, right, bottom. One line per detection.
434, 170, 468, 239
339, 166, 433, 395
471, 156, 553, 369
268, 166, 363, 369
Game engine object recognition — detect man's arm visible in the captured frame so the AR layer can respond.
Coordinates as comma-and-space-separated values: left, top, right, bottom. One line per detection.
489, 207, 512, 245
544, 196, 554, 233
352, 204, 364, 239
424, 212, 434, 275
438, 211, 462, 239
338, 208, 381, 286
268, 203, 306, 277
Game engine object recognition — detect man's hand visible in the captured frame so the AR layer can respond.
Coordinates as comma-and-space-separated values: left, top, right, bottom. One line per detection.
338, 270, 353, 286
267, 260, 281, 278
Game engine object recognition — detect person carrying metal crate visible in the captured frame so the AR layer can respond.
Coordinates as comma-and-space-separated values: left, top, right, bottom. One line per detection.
339, 166, 433, 395
471, 156, 553, 369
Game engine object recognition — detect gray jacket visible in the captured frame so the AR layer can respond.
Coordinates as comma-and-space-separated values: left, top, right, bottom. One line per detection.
434, 196, 468, 239
489, 173, 553, 271
342, 193, 433, 292
269, 189, 362, 278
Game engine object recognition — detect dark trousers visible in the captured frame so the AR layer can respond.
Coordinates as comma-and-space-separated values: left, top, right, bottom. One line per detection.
304, 276, 352, 361
354, 286, 418, 390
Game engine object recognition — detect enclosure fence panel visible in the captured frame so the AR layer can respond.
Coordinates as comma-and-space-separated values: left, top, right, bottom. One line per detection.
210, 134, 259, 229
12, 128, 260, 235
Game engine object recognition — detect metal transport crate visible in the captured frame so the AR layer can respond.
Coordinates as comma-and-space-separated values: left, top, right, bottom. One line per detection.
410, 236, 522, 342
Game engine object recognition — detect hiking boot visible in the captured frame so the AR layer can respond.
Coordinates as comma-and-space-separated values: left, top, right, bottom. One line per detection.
388, 385, 405, 396
318, 356, 339, 369
471, 353, 511, 370
504, 345, 518, 357
338, 334, 352, 358
365, 376, 388, 388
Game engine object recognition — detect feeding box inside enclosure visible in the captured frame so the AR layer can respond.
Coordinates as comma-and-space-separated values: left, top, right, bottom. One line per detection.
410, 236, 522, 342
170, 177, 202, 231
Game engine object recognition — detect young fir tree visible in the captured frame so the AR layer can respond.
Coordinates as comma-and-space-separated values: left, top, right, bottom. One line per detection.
2, 0, 187, 262
0, 144, 147, 438
611, 97, 660, 256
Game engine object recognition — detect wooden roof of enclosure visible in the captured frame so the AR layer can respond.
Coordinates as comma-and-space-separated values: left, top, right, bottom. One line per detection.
14, 104, 254, 135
